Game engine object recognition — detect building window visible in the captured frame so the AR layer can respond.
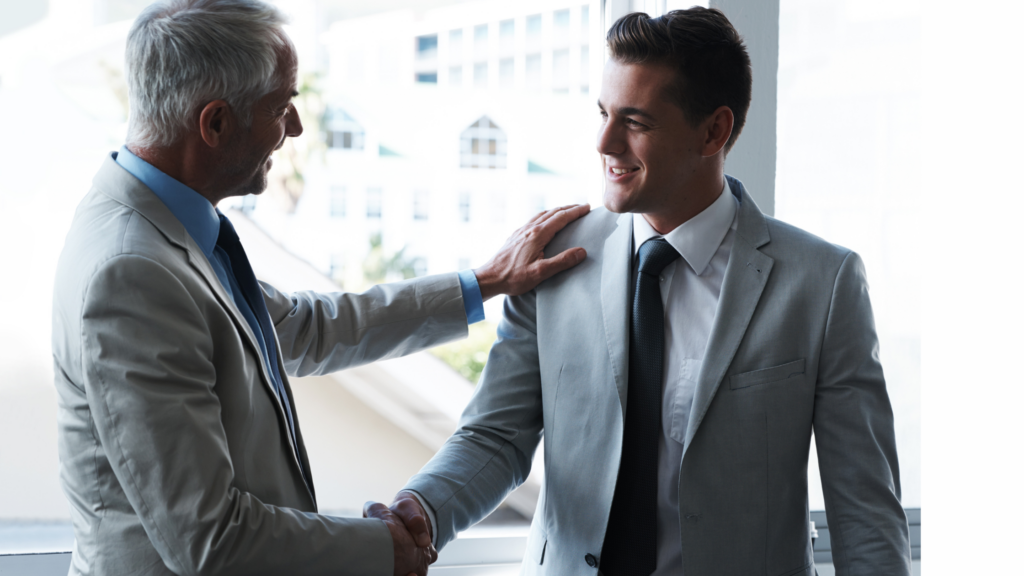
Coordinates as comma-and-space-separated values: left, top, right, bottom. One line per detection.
416, 34, 438, 60
474, 62, 488, 88
449, 29, 463, 60
499, 58, 514, 88
327, 107, 364, 150
416, 72, 438, 84
366, 187, 382, 218
329, 254, 345, 284
414, 190, 429, 221
525, 53, 541, 90
526, 14, 542, 49
580, 45, 590, 95
459, 192, 471, 222
474, 24, 488, 60
460, 116, 508, 169
499, 19, 515, 54
330, 186, 346, 218
449, 65, 463, 86
552, 49, 570, 93
580, 5, 589, 39
553, 9, 570, 42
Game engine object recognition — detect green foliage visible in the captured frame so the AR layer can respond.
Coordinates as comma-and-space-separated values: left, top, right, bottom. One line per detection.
431, 321, 498, 385
362, 232, 422, 284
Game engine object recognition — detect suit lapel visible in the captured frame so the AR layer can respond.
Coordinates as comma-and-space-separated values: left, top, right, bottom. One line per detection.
683, 179, 774, 452
600, 213, 634, 417
96, 155, 308, 488
184, 247, 306, 475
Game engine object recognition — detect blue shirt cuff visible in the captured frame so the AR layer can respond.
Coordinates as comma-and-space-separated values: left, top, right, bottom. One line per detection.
457, 269, 485, 324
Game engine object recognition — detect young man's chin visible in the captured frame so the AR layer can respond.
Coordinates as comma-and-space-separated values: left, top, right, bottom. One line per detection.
603, 188, 638, 214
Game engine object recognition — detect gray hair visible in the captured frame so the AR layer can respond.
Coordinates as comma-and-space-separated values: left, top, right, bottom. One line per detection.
125, 0, 291, 148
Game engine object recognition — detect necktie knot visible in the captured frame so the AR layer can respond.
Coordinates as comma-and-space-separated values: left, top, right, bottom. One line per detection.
638, 238, 681, 277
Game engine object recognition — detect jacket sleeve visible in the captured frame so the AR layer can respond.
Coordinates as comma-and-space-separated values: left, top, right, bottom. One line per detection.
813, 251, 912, 575
261, 273, 469, 377
401, 290, 545, 550
81, 254, 393, 576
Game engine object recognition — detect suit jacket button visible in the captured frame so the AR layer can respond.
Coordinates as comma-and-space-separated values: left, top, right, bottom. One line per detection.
585, 553, 598, 567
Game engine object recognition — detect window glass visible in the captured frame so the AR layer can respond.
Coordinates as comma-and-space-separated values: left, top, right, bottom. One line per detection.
449, 28, 463, 60
474, 24, 489, 60
366, 188, 383, 219
499, 57, 515, 88
499, 19, 515, 54
552, 49, 570, 92
449, 65, 463, 86
777, 0, 922, 509
416, 34, 438, 59
330, 186, 346, 218
473, 62, 488, 87
525, 53, 542, 90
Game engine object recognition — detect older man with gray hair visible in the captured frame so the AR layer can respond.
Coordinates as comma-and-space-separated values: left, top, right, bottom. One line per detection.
51, 1, 588, 575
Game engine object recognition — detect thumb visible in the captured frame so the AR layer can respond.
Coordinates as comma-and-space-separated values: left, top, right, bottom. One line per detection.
533, 247, 587, 281
392, 498, 432, 548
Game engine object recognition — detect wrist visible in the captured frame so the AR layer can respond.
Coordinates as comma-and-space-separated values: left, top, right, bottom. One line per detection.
472, 264, 503, 302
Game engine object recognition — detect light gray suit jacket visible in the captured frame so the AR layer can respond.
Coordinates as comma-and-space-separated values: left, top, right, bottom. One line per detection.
51, 155, 470, 576
405, 177, 911, 576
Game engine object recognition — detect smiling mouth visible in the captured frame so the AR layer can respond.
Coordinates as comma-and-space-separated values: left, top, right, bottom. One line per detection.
610, 167, 639, 175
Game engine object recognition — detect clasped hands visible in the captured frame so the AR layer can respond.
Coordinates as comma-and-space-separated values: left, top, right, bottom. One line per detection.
364, 204, 591, 576
363, 492, 435, 576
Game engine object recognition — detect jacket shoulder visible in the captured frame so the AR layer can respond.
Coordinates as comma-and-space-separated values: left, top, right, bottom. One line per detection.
761, 214, 853, 269
546, 206, 621, 254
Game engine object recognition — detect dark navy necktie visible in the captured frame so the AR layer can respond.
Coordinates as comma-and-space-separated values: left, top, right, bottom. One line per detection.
600, 237, 681, 576
216, 216, 307, 487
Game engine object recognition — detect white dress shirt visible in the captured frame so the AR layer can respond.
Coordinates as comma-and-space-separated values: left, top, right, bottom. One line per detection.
414, 182, 738, 574
632, 180, 738, 575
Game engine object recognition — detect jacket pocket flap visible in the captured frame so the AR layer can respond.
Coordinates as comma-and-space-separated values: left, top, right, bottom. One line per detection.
729, 358, 806, 390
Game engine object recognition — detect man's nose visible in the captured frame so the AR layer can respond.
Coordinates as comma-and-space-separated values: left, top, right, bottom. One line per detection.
286, 104, 303, 138
596, 120, 624, 156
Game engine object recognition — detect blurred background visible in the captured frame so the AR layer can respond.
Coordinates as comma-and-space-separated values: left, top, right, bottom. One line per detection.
0, 0, 920, 565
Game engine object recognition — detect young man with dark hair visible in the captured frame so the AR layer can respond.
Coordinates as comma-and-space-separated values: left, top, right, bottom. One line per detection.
378, 8, 911, 575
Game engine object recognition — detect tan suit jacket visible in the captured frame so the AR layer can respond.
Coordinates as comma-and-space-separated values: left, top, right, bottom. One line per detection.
52, 154, 469, 575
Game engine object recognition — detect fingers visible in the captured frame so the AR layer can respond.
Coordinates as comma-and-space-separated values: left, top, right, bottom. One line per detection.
533, 247, 587, 282
534, 204, 591, 244
523, 203, 588, 232
363, 501, 389, 519
391, 496, 432, 548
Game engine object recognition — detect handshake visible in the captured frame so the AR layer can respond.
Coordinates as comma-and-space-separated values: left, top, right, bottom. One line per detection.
364, 492, 437, 576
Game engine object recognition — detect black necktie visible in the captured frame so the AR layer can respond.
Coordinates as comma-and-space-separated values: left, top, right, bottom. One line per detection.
216, 217, 307, 487
600, 238, 680, 576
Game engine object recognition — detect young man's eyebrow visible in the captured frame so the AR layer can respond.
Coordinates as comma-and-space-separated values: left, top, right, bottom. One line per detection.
596, 100, 657, 122
616, 106, 657, 122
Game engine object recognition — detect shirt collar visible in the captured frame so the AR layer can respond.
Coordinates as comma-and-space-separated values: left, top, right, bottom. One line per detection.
115, 145, 221, 257
632, 178, 738, 276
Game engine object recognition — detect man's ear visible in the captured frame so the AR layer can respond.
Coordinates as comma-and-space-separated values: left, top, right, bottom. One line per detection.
701, 105, 735, 158
198, 99, 235, 148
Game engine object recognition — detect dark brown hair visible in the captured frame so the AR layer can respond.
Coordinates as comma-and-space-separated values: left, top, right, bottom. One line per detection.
607, 8, 752, 152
